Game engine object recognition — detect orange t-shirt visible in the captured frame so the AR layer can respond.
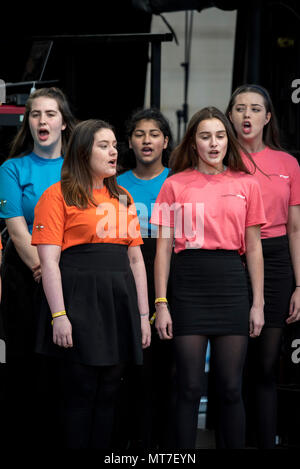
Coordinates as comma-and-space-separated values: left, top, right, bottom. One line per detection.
31, 182, 143, 251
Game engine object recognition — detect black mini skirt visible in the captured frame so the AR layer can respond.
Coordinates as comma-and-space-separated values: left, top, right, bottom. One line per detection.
36, 243, 143, 366
170, 249, 250, 336
248, 235, 294, 328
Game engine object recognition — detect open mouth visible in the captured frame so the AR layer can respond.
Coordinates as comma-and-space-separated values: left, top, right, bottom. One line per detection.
243, 121, 252, 134
38, 129, 50, 141
141, 147, 153, 156
209, 150, 219, 157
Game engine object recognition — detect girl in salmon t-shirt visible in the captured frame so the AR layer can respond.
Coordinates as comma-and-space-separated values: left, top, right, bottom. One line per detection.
227, 84, 300, 449
151, 106, 266, 449
32, 119, 151, 449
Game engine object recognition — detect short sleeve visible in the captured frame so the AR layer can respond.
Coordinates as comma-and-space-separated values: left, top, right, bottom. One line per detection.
0, 161, 23, 218
31, 183, 65, 246
289, 157, 300, 206
150, 179, 175, 227
245, 179, 267, 227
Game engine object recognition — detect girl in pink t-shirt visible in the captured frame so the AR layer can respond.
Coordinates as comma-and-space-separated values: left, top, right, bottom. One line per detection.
151, 106, 266, 449
227, 84, 300, 449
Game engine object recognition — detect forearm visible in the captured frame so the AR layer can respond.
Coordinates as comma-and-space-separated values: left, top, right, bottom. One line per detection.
154, 236, 173, 300
288, 230, 300, 285
245, 246, 264, 306
40, 260, 65, 316
128, 247, 149, 317
6, 217, 40, 270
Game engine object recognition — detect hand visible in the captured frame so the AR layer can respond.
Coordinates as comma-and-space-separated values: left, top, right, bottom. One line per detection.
249, 304, 264, 338
155, 303, 173, 340
286, 288, 300, 324
53, 315, 73, 348
32, 264, 42, 283
141, 316, 151, 349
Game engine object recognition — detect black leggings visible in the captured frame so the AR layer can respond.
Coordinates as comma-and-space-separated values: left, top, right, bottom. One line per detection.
174, 334, 248, 449
243, 327, 283, 448
58, 360, 124, 449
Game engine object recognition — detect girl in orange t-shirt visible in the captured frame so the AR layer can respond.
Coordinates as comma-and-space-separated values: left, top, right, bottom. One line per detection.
32, 119, 151, 449
151, 107, 265, 449
227, 84, 300, 449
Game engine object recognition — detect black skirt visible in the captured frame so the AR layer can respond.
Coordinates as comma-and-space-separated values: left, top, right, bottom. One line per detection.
0, 239, 41, 357
249, 235, 294, 328
36, 244, 143, 366
170, 249, 250, 336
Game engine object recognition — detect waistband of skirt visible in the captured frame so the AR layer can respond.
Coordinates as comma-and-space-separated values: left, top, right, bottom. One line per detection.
175, 248, 239, 258
60, 243, 129, 270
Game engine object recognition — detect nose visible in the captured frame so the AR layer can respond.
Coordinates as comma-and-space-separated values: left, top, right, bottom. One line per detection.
243, 107, 250, 118
142, 133, 151, 144
210, 136, 218, 147
38, 113, 46, 125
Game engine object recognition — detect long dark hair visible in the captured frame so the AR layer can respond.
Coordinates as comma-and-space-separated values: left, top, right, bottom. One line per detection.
225, 84, 282, 150
169, 106, 256, 174
61, 119, 130, 209
118, 107, 174, 172
8, 87, 77, 158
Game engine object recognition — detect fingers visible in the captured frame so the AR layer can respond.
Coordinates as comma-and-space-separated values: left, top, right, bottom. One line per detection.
156, 322, 173, 340
249, 320, 264, 338
286, 300, 300, 324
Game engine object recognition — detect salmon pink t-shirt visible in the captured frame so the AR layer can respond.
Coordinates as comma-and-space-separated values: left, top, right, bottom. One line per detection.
31, 182, 143, 251
150, 168, 266, 255
242, 147, 300, 239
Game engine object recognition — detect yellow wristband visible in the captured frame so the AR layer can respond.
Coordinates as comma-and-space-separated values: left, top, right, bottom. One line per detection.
154, 297, 168, 304
52, 310, 66, 318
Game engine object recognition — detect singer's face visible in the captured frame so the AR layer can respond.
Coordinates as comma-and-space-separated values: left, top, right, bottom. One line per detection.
89, 128, 118, 184
29, 97, 66, 154
129, 119, 168, 166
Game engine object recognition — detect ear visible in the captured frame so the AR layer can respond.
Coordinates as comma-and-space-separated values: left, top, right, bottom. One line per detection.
228, 112, 233, 123
265, 112, 271, 125
163, 136, 169, 149
61, 122, 67, 131
128, 138, 132, 149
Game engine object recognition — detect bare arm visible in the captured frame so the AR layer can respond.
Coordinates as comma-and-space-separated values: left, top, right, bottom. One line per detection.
6, 217, 41, 282
245, 225, 265, 338
287, 205, 300, 323
154, 226, 174, 340
128, 245, 151, 349
37, 244, 73, 348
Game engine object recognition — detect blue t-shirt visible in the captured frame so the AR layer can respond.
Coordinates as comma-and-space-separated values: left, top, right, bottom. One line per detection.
117, 168, 169, 237
0, 152, 63, 233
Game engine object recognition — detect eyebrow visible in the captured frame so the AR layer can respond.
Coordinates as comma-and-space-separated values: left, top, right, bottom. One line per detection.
30, 108, 58, 112
235, 103, 264, 107
198, 130, 226, 134
97, 139, 117, 144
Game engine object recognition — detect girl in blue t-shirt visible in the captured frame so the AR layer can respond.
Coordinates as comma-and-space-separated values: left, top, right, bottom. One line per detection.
115, 108, 176, 450
0, 87, 76, 448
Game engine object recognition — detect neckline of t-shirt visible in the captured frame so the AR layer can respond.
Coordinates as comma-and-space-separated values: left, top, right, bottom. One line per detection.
249, 146, 270, 157
192, 167, 229, 178
128, 167, 168, 184
30, 152, 63, 164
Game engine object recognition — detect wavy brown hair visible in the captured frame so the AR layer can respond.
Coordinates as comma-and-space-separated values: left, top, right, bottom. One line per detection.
9, 87, 76, 158
169, 106, 256, 174
61, 119, 130, 209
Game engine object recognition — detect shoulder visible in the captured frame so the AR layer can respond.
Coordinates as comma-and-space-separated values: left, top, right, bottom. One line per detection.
40, 181, 63, 201
117, 170, 132, 183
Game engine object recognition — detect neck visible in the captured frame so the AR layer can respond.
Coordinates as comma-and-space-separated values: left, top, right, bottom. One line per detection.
33, 143, 62, 159
196, 164, 226, 175
133, 160, 165, 180
93, 178, 104, 189
239, 137, 266, 154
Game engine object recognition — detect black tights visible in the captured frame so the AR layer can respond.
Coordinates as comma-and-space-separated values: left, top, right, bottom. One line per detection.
174, 335, 248, 449
58, 360, 124, 449
243, 327, 283, 449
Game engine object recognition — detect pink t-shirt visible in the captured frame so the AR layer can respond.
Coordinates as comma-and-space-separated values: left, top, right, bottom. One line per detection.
150, 168, 266, 255
242, 147, 300, 239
